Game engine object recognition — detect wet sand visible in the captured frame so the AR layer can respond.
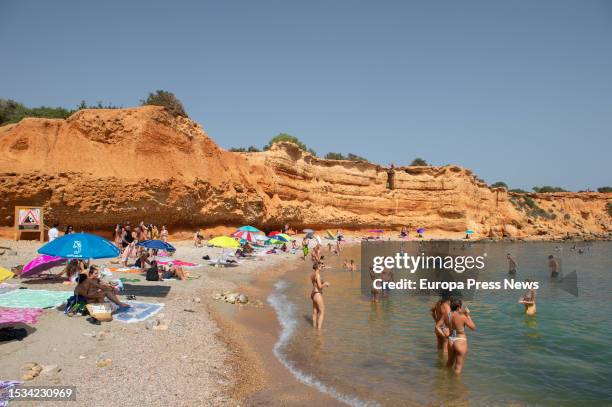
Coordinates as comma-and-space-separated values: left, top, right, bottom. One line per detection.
212, 259, 344, 406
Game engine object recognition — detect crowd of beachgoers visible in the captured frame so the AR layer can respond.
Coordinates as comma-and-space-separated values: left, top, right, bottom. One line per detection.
0, 221, 580, 406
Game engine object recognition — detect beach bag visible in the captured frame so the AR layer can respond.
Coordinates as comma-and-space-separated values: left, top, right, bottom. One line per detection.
86, 303, 113, 322
64, 295, 87, 315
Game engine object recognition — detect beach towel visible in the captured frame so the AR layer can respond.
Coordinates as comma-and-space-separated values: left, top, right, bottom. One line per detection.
0, 289, 71, 309
0, 308, 44, 325
0, 380, 22, 407
113, 301, 164, 323
104, 267, 142, 274
0, 268, 14, 284
121, 284, 171, 298
157, 260, 200, 268
0, 284, 18, 295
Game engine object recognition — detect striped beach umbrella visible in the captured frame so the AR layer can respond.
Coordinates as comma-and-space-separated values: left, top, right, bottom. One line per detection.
232, 230, 256, 242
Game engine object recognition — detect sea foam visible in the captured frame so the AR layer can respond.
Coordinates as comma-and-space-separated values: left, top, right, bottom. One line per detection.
267, 280, 378, 407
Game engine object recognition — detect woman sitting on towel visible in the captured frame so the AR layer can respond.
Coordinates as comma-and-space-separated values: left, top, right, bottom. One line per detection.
75, 266, 130, 308
160, 262, 188, 281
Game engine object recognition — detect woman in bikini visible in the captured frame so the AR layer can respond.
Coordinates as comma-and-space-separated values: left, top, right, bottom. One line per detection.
437, 298, 476, 374
432, 298, 451, 353
518, 280, 537, 315
310, 263, 330, 329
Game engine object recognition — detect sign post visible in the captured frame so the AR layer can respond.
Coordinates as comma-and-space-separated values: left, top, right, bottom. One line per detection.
14, 206, 45, 242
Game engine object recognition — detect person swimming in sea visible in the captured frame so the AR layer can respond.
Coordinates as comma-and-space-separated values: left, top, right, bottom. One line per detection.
548, 255, 559, 278
310, 262, 330, 329
431, 298, 451, 353
507, 253, 518, 275
437, 298, 476, 374
518, 280, 537, 315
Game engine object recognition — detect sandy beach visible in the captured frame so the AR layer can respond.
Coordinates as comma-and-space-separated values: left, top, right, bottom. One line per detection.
0, 236, 326, 406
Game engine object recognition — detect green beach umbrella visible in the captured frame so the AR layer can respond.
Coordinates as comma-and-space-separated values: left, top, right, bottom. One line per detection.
276, 233, 294, 241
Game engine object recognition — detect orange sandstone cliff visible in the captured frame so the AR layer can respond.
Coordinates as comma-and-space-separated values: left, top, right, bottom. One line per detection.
0, 106, 610, 240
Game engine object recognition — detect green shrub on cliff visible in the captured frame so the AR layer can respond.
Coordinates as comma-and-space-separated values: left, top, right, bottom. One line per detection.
597, 186, 612, 193
533, 186, 567, 193
491, 181, 508, 189
0, 98, 72, 125
264, 133, 316, 156
76, 100, 121, 110
607, 202, 612, 217
410, 158, 429, 166
325, 152, 345, 160
347, 153, 368, 162
141, 90, 188, 118
324, 152, 369, 162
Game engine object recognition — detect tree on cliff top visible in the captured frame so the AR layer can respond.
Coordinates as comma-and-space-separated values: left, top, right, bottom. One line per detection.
410, 158, 429, 166
141, 90, 188, 118
491, 181, 508, 189
264, 133, 317, 156
0, 98, 72, 125
597, 186, 612, 193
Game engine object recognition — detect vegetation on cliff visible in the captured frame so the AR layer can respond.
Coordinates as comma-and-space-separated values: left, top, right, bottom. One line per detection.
263, 133, 317, 156
410, 158, 429, 166
324, 152, 369, 162
0, 99, 72, 125
491, 181, 508, 189
532, 186, 568, 193
140, 90, 187, 118
510, 195, 556, 220
1, 91, 183, 126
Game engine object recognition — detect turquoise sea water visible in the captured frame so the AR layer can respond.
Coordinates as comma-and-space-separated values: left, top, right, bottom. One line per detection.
269, 242, 612, 406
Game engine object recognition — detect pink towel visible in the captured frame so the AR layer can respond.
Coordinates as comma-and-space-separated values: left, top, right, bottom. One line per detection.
0, 308, 44, 325
157, 260, 197, 267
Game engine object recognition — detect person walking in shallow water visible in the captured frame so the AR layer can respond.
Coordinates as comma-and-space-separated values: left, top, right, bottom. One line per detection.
310, 262, 329, 329
518, 280, 537, 315
507, 253, 518, 275
431, 298, 451, 353
437, 298, 476, 374
548, 255, 559, 277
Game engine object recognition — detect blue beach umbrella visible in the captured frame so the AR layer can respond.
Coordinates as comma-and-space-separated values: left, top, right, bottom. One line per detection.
137, 239, 176, 252
466, 230, 474, 235
238, 225, 261, 233
38, 233, 120, 259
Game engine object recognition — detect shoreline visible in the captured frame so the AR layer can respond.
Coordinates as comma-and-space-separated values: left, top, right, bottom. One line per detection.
209, 255, 346, 406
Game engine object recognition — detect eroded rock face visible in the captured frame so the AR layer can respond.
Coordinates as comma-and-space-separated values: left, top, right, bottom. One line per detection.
0, 106, 610, 239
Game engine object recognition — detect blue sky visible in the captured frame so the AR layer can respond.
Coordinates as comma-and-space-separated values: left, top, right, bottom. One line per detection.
1, 1, 611, 191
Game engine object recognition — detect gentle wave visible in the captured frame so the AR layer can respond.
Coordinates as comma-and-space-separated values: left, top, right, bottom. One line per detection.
267, 279, 378, 407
